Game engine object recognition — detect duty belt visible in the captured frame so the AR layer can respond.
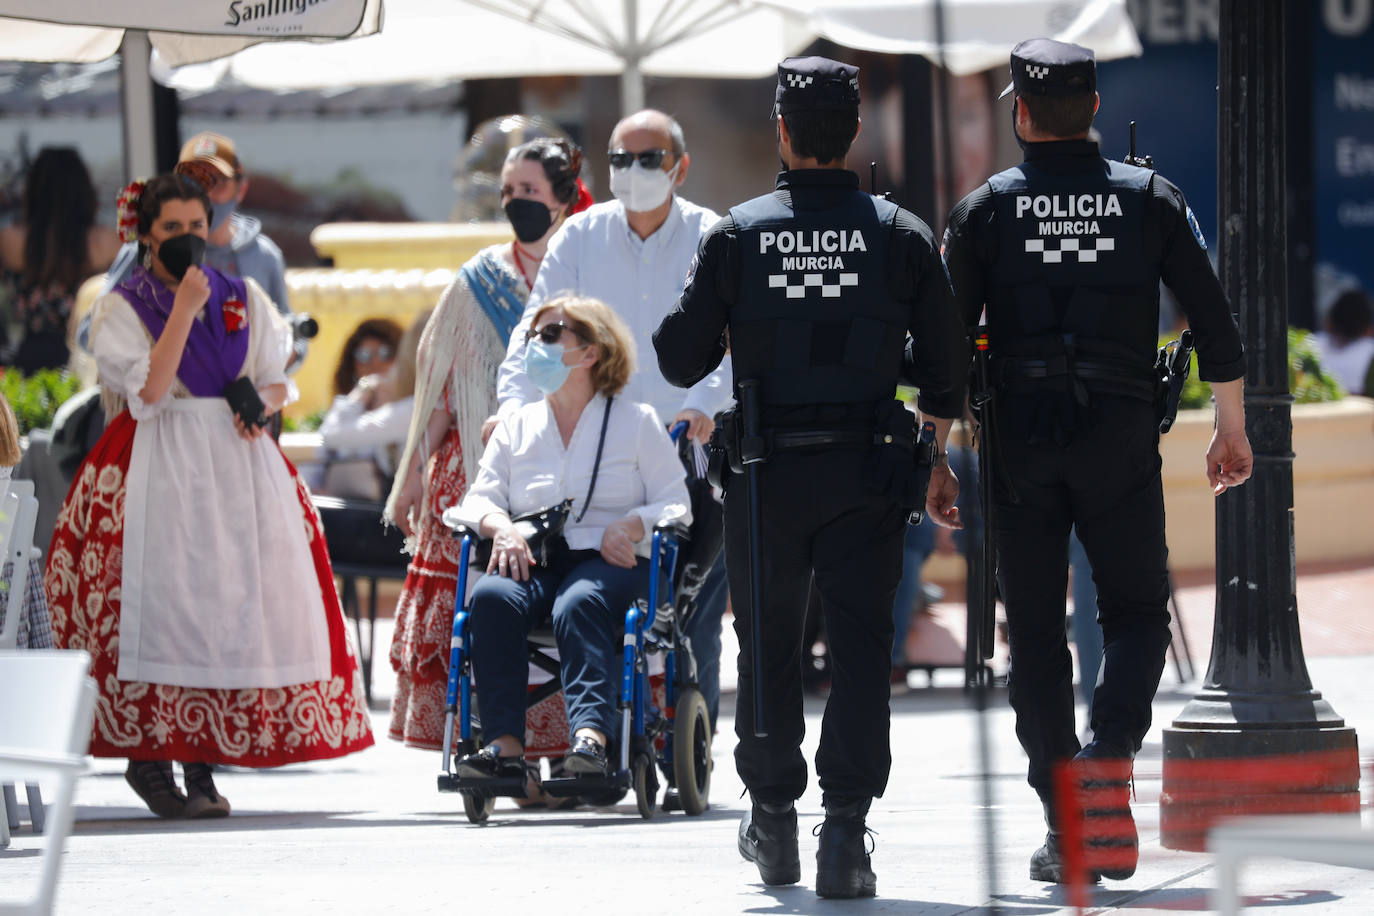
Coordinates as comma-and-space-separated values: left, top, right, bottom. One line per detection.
771, 429, 889, 451
994, 355, 1158, 399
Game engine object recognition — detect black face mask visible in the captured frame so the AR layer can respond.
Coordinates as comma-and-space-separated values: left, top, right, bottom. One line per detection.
504, 198, 555, 243
157, 233, 207, 281
1011, 99, 1029, 153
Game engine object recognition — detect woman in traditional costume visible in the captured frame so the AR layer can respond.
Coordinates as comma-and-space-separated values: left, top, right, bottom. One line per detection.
44, 174, 373, 820
384, 138, 591, 753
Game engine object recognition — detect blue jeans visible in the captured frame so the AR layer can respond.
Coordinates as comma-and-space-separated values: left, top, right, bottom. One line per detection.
891, 521, 936, 665
1068, 528, 1103, 715
467, 550, 649, 746
684, 551, 728, 728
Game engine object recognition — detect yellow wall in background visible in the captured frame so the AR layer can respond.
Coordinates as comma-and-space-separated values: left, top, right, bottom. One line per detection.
288, 221, 511, 417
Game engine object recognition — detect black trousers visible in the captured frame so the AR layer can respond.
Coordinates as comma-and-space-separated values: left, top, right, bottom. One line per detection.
993, 397, 1173, 809
726, 447, 906, 807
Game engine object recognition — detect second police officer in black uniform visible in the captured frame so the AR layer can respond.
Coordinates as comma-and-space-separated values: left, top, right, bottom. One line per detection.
942, 39, 1254, 883
654, 57, 966, 899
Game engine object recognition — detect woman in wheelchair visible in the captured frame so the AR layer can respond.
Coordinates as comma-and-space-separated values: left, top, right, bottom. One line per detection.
450, 295, 690, 782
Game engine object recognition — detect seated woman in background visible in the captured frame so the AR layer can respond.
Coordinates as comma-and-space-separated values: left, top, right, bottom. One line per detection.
449, 296, 689, 782
0, 147, 120, 374
318, 310, 430, 500
44, 174, 373, 821
333, 317, 403, 398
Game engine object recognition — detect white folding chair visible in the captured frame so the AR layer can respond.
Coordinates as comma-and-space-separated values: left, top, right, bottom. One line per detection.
0, 481, 46, 840
1211, 814, 1374, 915
0, 650, 95, 916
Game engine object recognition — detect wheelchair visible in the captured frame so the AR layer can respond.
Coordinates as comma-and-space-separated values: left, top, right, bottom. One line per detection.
436, 424, 720, 823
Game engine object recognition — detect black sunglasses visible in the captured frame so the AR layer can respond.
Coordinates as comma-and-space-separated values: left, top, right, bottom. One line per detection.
524, 322, 584, 345
608, 148, 670, 170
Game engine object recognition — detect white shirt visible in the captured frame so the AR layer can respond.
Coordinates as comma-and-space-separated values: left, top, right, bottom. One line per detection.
497, 196, 733, 425
1314, 332, 1374, 395
319, 393, 414, 475
452, 394, 691, 558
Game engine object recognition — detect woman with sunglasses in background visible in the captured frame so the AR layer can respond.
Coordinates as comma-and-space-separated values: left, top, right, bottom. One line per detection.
448, 296, 688, 793
44, 174, 373, 820
383, 137, 593, 764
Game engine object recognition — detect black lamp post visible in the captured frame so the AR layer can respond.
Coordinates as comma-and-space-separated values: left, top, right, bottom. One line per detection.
1159, 0, 1360, 852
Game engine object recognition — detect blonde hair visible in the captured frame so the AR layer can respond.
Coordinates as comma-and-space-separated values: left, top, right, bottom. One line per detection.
0, 394, 21, 467
531, 296, 635, 397
389, 308, 431, 401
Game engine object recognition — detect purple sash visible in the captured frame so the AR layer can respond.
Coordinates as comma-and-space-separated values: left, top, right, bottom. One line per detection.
114, 265, 251, 397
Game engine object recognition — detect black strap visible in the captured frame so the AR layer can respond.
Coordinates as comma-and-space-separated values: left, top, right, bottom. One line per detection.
574, 396, 613, 523
770, 429, 878, 451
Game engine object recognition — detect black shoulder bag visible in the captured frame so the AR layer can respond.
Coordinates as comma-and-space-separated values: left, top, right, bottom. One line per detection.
470, 397, 613, 568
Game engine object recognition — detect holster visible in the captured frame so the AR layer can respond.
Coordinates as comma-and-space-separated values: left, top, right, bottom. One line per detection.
868, 400, 923, 512
706, 407, 745, 488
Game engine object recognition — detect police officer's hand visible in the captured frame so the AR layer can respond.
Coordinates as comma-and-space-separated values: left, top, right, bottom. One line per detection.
601, 516, 645, 568
672, 409, 714, 444
488, 520, 536, 581
927, 462, 963, 529
1206, 428, 1253, 495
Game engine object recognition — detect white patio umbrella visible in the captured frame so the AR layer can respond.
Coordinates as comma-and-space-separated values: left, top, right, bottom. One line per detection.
760, 0, 1141, 74
0, 0, 382, 177
164, 0, 817, 115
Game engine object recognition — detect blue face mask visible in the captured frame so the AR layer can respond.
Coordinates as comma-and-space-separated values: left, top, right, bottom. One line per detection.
524, 338, 580, 395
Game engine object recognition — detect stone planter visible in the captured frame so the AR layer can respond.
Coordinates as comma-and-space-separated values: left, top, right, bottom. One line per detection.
924, 397, 1374, 583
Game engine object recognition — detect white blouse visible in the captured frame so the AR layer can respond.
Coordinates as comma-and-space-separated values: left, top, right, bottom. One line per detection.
453, 394, 691, 558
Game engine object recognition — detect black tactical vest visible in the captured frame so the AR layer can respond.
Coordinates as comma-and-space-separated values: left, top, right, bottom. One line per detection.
985, 159, 1159, 378
728, 188, 910, 406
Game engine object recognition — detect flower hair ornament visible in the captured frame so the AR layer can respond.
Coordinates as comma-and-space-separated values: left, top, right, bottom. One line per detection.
116, 180, 146, 243
557, 141, 595, 215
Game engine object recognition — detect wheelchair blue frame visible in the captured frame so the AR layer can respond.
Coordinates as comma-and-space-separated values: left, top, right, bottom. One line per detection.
437, 422, 712, 821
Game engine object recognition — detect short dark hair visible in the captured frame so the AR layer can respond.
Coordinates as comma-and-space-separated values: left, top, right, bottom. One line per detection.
507, 138, 584, 207
135, 173, 213, 264
781, 108, 859, 165
1327, 289, 1374, 343
1018, 90, 1096, 139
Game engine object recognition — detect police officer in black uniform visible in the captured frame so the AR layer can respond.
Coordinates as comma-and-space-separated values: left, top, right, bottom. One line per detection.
653, 56, 966, 899
942, 38, 1254, 883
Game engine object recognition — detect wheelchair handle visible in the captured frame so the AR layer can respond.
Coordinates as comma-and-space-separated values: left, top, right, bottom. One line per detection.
669, 420, 689, 443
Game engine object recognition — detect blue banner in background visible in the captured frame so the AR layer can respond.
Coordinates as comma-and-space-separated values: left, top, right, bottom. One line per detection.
1096, 0, 1219, 255
1312, 0, 1374, 306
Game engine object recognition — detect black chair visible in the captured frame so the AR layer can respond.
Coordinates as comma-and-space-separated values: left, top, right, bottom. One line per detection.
312, 495, 410, 705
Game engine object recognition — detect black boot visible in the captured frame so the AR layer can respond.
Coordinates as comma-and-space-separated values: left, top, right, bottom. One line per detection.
738, 800, 800, 886
1073, 741, 1137, 880
815, 798, 877, 899
1029, 831, 1102, 884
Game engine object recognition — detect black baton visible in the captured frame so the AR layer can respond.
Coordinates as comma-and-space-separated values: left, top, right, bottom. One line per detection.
738, 379, 768, 738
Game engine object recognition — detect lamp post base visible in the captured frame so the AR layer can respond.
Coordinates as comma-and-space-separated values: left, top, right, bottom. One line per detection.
1160, 723, 1360, 851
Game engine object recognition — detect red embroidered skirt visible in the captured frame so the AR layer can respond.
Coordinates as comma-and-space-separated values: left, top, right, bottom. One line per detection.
44, 411, 374, 766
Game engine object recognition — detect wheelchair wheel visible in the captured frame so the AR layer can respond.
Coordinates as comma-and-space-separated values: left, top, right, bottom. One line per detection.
632, 753, 658, 819
463, 792, 495, 824
672, 687, 712, 816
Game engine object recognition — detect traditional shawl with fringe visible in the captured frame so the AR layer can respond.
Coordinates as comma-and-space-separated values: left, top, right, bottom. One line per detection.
384, 244, 527, 543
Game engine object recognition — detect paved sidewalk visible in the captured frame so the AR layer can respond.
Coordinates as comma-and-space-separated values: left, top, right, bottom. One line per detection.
4, 566, 1372, 914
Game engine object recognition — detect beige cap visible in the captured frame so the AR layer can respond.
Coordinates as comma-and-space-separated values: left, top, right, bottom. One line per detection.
175, 131, 242, 184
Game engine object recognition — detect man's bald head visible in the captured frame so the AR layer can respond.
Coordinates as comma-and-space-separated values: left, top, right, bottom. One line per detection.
610, 109, 685, 156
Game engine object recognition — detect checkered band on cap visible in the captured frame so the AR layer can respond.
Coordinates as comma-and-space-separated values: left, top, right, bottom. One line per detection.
775, 55, 861, 116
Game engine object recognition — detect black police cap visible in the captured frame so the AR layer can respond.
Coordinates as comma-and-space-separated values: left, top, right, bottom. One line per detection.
997, 38, 1097, 100
774, 56, 860, 117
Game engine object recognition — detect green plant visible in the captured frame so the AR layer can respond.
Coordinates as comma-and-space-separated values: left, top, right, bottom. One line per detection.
280, 408, 326, 433
1, 368, 83, 435
1160, 328, 1345, 411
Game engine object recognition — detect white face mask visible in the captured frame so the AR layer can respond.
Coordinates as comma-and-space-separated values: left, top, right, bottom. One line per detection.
609, 161, 678, 213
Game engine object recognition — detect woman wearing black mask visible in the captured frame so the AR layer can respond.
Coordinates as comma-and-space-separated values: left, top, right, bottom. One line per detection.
44, 174, 374, 820
384, 137, 591, 782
